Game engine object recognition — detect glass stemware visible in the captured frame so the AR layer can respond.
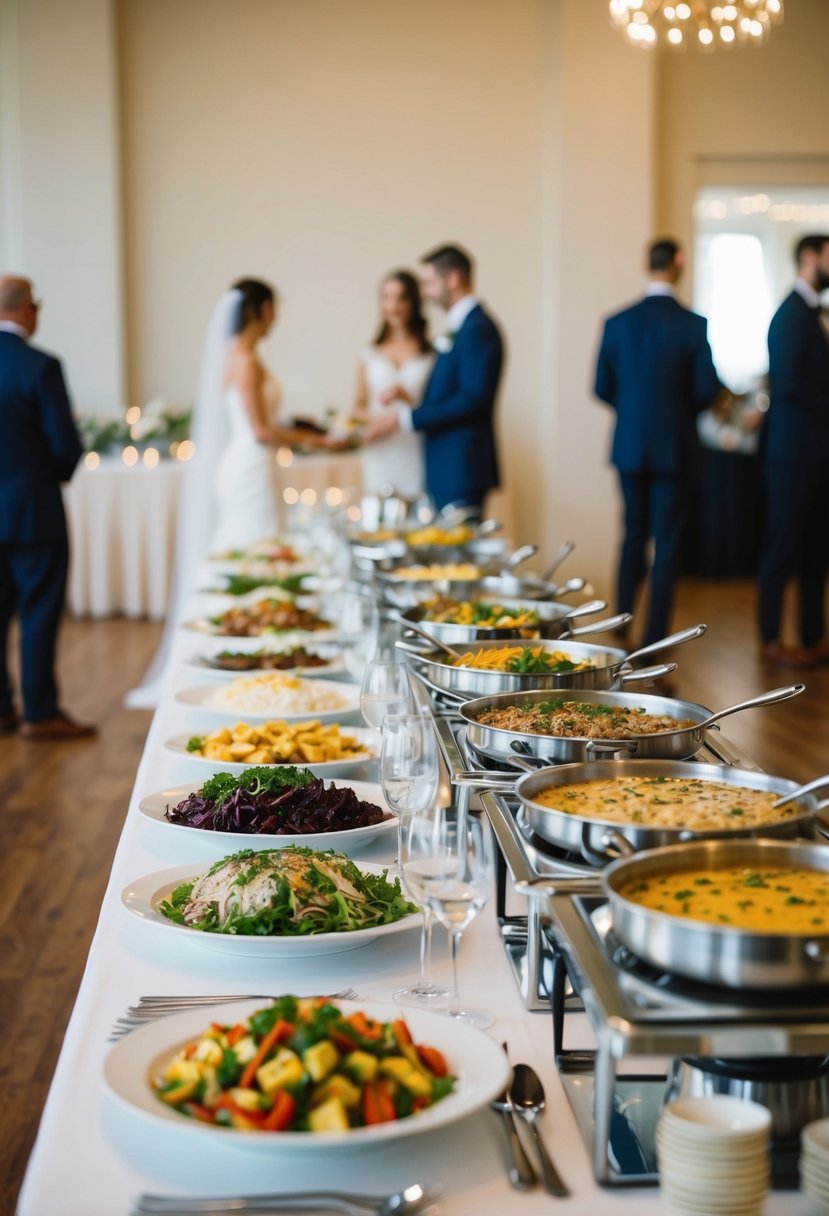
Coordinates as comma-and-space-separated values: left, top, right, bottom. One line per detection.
380, 714, 448, 1007
336, 588, 380, 680
405, 808, 494, 1028
359, 660, 411, 734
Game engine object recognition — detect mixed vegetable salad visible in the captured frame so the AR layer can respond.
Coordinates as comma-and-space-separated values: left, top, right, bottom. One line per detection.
152, 996, 456, 1132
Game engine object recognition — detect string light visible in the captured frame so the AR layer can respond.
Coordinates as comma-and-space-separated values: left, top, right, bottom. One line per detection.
609, 0, 782, 49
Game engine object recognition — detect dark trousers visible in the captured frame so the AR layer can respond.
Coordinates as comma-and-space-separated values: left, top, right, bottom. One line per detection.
616, 472, 689, 646
757, 460, 829, 648
0, 541, 68, 721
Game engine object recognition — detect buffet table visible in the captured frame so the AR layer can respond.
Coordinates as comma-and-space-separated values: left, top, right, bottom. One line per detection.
17, 588, 812, 1215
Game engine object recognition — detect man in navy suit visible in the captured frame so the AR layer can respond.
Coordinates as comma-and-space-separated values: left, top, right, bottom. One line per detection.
758, 234, 829, 667
0, 275, 95, 738
363, 244, 503, 516
594, 238, 722, 646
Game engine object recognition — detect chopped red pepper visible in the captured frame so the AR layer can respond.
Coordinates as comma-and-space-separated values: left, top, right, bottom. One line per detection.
263, 1089, 296, 1131
415, 1044, 448, 1077
392, 1018, 413, 1048
362, 1080, 396, 1125
239, 1019, 294, 1090
347, 1011, 382, 1040
184, 1101, 216, 1123
226, 1023, 248, 1047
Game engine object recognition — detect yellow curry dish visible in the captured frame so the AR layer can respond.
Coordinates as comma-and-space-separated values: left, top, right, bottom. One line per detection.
617, 865, 829, 934
389, 563, 481, 582
532, 775, 805, 832
406, 525, 475, 546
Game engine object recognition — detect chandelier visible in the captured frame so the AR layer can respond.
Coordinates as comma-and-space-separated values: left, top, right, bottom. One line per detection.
609, 1, 783, 49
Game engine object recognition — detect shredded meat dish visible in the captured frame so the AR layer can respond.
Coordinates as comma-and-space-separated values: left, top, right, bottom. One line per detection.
475, 698, 697, 739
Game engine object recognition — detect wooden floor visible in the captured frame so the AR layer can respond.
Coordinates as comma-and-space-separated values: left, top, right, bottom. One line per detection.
2, 582, 829, 1214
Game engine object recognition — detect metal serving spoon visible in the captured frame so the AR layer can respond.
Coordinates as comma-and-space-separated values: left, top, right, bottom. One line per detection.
509, 1063, 570, 1197
401, 617, 465, 662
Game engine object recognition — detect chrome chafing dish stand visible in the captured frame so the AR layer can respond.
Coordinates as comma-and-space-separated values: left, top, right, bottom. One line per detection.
434, 709, 829, 1189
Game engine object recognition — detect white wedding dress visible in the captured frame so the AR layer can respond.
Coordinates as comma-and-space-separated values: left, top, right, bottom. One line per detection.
211, 378, 281, 552
360, 346, 434, 497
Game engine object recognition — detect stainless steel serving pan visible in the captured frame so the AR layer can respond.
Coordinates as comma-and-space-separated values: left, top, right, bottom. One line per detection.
459, 683, 804, 765
453, 759, 825, 866
397, 596, 610, 644
396, 623, 705, 697
376, 569, 585, 610
603, 837, 829, 989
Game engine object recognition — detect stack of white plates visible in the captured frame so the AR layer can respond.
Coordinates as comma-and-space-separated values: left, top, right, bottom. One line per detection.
801, 1117, 829, 1213
656, 1096, 772, 1216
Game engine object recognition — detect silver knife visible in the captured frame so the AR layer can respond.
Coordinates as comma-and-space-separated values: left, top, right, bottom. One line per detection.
490, 1045, 537, 1190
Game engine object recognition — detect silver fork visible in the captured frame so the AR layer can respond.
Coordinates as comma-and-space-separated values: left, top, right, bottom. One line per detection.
130, 1182, 440, 1216
109, 988, 359, 1040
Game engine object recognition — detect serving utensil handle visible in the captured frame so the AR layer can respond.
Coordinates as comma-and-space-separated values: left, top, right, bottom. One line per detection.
624, 622, 707, 665
700, 683, 805, 731
617, 662, 676, 685
774, 773, 829, 810
568, 612, 631, 639
540, 539, 575, 582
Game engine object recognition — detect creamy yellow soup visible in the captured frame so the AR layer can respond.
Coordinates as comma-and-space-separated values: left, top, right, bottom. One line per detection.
533, 776, 803, 832
617, 865, 829, 933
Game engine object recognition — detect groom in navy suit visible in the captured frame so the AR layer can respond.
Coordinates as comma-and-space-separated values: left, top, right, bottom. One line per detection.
594, 239, 722, 646
0, 275, 94, 738
364, 244, 503, 515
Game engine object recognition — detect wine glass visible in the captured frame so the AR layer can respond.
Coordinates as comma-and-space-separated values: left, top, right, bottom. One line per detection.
359, 660, 411, 734
336, 588, 379, 679
406, 808, 494, 1028
380, 714, 448, 1007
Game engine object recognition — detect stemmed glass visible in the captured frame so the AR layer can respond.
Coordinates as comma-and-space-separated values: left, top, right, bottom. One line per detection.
336, 588, 380, 680
359, 660, 411, 734
380, 714, 448, 1007
403, 807, 494, 1028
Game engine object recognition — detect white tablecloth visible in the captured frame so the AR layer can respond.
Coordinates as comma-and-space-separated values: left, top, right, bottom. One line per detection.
62, 452, 369, 621
19, 584, 799, 1216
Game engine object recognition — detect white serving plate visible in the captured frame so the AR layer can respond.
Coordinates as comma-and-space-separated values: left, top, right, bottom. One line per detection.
181, 621, 339, 650
103, 997, 509, 1150
184, 651, 345, 680
163, 726, 377, 777
137, 778, 394, 852
174, 678, 361, 723
121, 862, 418, 957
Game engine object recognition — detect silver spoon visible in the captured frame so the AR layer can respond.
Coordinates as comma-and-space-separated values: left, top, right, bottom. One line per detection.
509, 1063, 570, 1197
401, 617, 464, 661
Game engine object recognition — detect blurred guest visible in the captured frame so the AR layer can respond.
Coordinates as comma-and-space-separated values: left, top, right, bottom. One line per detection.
353, 270, 434, 496
758, 234, 829, 666
0, 274, 94, 739
363, 244, 503, 517
594, 238, 722, 646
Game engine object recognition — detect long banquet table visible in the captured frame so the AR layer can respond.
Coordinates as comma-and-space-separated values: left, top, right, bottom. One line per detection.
18, 588, 811, 1215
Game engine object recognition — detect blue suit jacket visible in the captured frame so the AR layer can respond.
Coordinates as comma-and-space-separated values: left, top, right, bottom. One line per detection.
594, 295, 721, 475
412, 303, 503, 510
762, 290, 829, 466
0, 331, 82, 543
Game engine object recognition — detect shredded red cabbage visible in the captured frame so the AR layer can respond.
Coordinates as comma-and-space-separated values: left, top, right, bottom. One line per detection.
165, 778, 387, 835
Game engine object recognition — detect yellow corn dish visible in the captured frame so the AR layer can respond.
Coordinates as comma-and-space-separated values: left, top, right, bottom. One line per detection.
406, 525, 475, 546
187, 720, 372, 766
419, 598, 540, 627
390, 563, 481, 581
617, 865, 829, 933
533, 775, 803, 831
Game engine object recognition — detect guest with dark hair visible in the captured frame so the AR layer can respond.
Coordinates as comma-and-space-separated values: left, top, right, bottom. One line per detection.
0, 274, 94, 739
362, 243, 503, 517
757, 233, 829, 666
353, 270, 434, 496
594, 237, 723, 646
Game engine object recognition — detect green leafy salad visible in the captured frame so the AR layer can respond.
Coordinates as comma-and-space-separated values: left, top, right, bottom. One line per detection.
159, 845, 417, 936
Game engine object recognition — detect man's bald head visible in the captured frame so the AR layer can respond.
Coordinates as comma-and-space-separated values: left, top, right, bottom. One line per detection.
0, 275, 38, 335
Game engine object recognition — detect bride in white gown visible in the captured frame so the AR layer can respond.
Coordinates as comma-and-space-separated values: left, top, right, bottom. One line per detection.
353, 270, 434, 496
210, 279, 327, 553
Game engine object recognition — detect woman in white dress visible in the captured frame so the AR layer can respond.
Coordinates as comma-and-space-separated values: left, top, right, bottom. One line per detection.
353, 271, 434, 497
212, 279, 327, 553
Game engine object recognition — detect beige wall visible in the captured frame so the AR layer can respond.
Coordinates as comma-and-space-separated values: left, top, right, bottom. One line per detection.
118, 0, 655, 593
0, 0, 125, 412
656, 0, 829, 266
